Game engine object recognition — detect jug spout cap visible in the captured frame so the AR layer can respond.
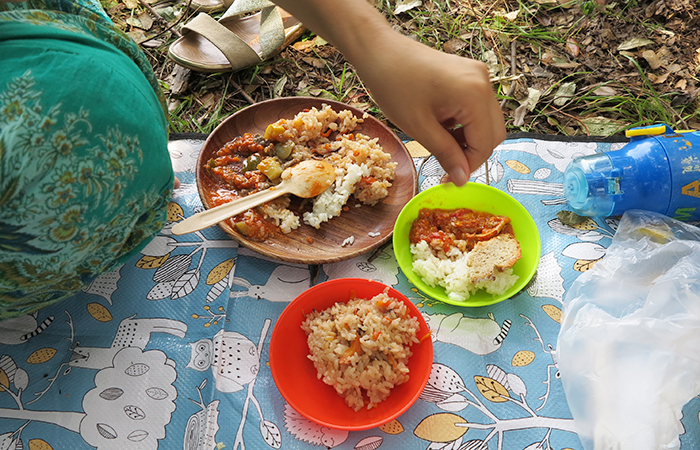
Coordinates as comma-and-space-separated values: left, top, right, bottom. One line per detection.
625, 124, 671, 138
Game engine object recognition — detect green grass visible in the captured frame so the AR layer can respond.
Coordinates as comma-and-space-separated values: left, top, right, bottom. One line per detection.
168, 86, 235, 135
576, 64, 697, 131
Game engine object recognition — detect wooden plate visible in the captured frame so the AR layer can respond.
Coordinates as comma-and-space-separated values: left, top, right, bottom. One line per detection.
196, 97, 418, 264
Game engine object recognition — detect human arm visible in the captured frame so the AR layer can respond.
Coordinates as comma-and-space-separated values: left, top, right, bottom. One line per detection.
271, 0, 506, 185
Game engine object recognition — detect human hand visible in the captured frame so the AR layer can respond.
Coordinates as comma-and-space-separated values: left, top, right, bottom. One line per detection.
351, 33, 506, 186
268, 0, 505, 185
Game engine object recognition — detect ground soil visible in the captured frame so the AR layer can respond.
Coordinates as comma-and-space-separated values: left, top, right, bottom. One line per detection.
110, 0, 700, 137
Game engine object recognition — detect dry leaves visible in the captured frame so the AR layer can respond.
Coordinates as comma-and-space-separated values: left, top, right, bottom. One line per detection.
106, 0, 700, 137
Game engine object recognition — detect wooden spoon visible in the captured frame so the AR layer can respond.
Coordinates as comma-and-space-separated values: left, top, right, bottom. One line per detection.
172, 160, 336, 235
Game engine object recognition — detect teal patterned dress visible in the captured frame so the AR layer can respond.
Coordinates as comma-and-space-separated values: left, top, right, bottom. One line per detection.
0, 0, 174, 318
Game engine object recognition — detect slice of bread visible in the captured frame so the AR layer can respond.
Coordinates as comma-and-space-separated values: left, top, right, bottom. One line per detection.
468, 233, 522, 284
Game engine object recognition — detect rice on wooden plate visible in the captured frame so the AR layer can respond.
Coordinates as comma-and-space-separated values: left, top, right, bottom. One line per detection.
301, 289, 421, 411
263, 104, 397, 232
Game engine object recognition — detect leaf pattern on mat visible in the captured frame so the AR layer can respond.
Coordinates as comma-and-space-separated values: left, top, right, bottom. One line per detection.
474, 376, 510, 403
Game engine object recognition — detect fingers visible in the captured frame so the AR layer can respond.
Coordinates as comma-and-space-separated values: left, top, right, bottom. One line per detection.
449, 78, 506, 179
353, 39, 505, 185
428, 101, 504, 185
426, 62, 505, 184
460, 101, 507, 173
410, 101, 505, 186
447, 126, 467, 147
413, 121, 472, 186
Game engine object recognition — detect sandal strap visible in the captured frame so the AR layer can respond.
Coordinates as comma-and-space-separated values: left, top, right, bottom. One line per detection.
222, 0, 284, 59
224, 0, 275, 15
189, 0, 235, 13
182, 13, 262, 68
224, 0, 275, 16
258, 6, 284, 57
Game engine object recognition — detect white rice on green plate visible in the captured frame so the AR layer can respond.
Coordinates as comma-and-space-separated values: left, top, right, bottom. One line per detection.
410, 240, 519, 302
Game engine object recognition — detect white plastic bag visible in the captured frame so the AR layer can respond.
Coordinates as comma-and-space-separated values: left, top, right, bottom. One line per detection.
557, 210, 700, 450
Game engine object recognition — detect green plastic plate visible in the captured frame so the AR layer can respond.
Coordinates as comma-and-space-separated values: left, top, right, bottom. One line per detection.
393, 182, 541, 307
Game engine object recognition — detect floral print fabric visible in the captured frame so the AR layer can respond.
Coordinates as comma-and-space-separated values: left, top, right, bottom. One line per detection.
0, 1, 173, 318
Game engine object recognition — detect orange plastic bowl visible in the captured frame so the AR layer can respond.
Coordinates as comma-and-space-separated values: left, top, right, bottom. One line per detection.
269, 278, 433, 430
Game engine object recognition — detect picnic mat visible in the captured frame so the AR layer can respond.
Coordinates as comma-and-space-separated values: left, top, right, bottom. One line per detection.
2, 132, 699, 450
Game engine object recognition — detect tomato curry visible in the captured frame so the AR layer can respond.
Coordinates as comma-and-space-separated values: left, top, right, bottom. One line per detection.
409, 208, 514, 253
202, 132, 292, 241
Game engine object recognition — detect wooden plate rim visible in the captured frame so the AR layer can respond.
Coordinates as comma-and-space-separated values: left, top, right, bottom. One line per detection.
195, 97, 418, 265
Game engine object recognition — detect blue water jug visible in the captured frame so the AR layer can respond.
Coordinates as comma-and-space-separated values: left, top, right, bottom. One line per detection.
563, 124, 700, 222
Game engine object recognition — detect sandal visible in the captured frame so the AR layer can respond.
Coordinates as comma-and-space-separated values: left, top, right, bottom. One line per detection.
168, 0, 305, 73
188, 0, 233, 13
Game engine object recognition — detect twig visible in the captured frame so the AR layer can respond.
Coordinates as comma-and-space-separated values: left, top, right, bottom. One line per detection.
1, 383, 23, 410
65, 310, 75, 346
499, 39, 518, 109
137, 0, 188, 43
504, 393, 538, 417
544, 104, 592, 134
455, 416, 577, 434
520, 314, 559, 411
229, 75, 258, 105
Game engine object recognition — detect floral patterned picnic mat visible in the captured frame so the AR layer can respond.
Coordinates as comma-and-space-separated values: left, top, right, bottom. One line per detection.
1, 133, 698, 450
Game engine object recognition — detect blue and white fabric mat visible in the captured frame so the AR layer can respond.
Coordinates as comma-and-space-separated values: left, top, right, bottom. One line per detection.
1, 132, 698, 450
